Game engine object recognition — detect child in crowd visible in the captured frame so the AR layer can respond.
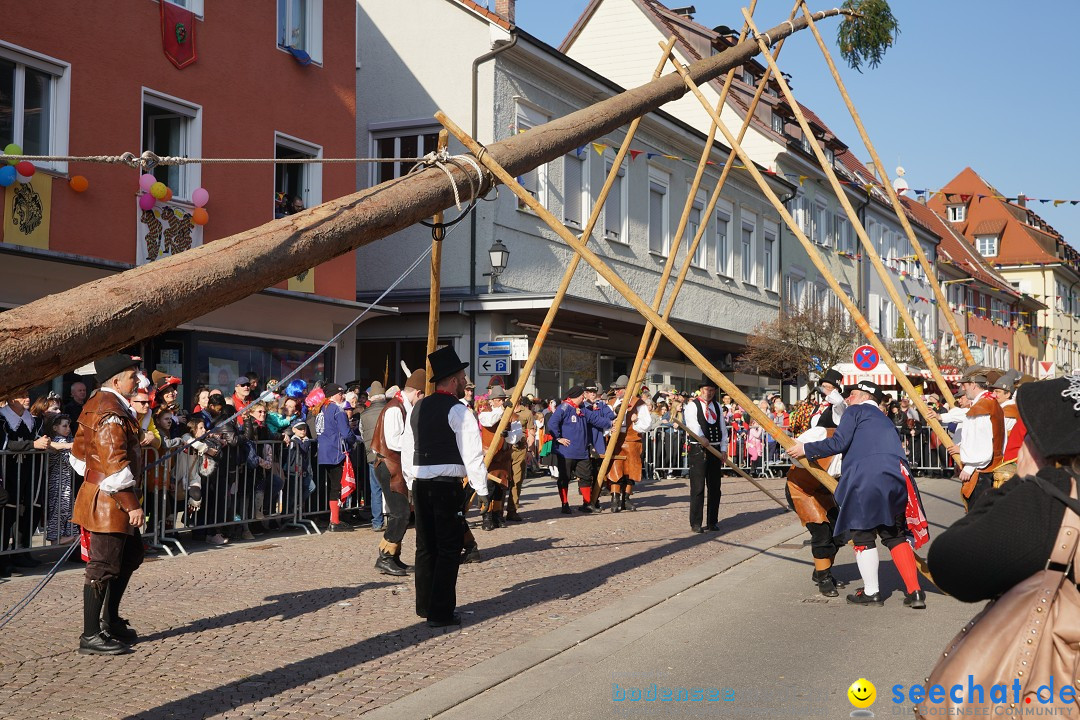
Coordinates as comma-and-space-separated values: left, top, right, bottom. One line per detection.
44, 414, 76, 544
176, 415, 227, 545
283, 418, 314, 510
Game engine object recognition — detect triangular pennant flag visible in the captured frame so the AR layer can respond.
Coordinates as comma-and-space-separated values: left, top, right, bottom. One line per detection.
629, 150, 643, 161
959, 194, 971, 202
592, 143, 607, 156
1055, 200, 1066, 207
575, 146, 586, 157
663, 154, 680, 160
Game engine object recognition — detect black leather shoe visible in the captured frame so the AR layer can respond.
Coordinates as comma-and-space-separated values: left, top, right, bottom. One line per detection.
392, 555, 414, 574
426, 613, 462, 629
578, 503, 594, 514
460, 543, 482, 564
481, 513, 495, 531
706, 523, 721, 532
812, 570, 839, 598
903, 589, 927, 609
690, 526, 704, 534
846, 589, 884, 606
105, 618, 138, 643
560, 503, 571, 515
375, 552, 407, 576
623, 496, 635, 511
78, 632, 131, 655
327, 523, 353, 533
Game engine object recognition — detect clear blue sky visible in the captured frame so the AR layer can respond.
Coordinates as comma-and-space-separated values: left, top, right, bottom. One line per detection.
511, 0, 1080, 248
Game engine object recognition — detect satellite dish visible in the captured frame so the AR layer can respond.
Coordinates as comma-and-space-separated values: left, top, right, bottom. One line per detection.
893, 177, 909, 194
895, 166, 906, 177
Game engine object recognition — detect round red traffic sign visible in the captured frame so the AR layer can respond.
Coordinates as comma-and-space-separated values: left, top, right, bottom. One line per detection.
853, 345, 880, 372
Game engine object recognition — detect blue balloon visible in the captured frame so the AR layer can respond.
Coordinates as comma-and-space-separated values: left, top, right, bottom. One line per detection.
0, 165, 15, 187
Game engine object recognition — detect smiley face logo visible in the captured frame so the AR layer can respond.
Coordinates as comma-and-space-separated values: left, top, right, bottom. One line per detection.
848, 678, 876, 709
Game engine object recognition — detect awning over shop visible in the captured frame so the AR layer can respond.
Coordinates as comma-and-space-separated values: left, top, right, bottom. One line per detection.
836, 362, 939, 388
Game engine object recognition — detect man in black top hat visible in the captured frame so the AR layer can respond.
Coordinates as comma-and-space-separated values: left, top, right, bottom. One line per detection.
811, 367, 846, 429
399, 346, 489, 628
683, 377, 728, 533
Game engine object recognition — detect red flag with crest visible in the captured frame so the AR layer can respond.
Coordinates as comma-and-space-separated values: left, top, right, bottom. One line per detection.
160, 2, 197, 69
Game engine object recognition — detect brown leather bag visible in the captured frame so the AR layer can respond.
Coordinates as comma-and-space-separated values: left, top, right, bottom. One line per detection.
918, 476, 1080, 717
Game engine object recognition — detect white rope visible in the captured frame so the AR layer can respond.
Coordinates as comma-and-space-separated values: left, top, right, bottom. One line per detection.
0, 150, 430, 170
408, 150, 487, 212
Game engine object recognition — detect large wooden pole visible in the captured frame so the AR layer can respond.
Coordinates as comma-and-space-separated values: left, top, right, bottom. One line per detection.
741, 9, 956, 407
0, 9, 850, 398
638, 2, 803, 377
436, 110, 840, 491
425, 131, 449, 395
797, 2, 974, 367
479, 38, 678, 470
668, 60, 956, 451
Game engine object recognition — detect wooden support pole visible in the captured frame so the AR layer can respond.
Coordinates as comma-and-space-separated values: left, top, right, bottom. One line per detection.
797, 2, 974, 367
672, 417, 797, 507
436, 110, 839, 492
479, 38, 679, 471
425, 130, 449, 396
639, 1, 802, 376
596, 1, 766, 492
740, 9, 956, 407
667, 59, 956, 452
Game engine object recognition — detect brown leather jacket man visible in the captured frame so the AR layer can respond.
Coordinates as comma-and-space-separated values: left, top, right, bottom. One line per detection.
70, 354, 146, 656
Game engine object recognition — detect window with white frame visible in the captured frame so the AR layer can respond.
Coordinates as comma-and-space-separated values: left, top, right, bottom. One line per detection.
771, 112, 785, 135
835, 214, 851, 253
816, 282, 830, 314
165, 0, 204, 16
741, 210, 756, 284
688, 189, 707, 268
604, 159, 626, 242
791, 192, 810, 236
812, 201, 828, 245
869, 293, 882, 333
141, 90, 201, 200
275, 133, 322, 218
0, 43, 70, 173
277, 0, 323, 64
837, 283, 852, 313
946, 204, 966, 222
372, 126, 439, 184
763, 221, 778, 291
563, 151, 588, 229
824, 146, 835, 166
715, 199, 733, 277
515, 102, 550, 210
787, 274, 805, 310
741, 69, 755, 86
975, 234, 999, 257
882, 298, 895, 338
648, 168, 670, 255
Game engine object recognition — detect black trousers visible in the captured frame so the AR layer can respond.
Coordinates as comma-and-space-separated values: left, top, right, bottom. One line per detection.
555, 455, 592, 492
374, 463, 410, 545
321, 462, 343, 510
413, 479, 466, 622
688, 445, 724, 528
86, 529, 144, 585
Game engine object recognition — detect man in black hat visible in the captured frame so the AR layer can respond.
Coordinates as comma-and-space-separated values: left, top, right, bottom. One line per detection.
548, 384, 612, 513
582, 380, 615, 511
683, 377, 728, 532
789, 380, 926, 609
69, 354, 145, 654
811, 367, 846, 429
399, 346, 489, 628
947, 365, 1004, 509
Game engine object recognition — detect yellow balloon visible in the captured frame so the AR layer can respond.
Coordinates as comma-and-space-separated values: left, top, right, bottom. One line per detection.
150, 181, 168, 200
848, 678, 876, 709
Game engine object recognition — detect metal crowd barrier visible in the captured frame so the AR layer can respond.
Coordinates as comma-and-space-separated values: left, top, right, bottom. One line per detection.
642, 422, 794, 481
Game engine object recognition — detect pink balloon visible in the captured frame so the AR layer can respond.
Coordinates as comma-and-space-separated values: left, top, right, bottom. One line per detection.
138, 193, 157, 211
191, 187, 209, 208
139, 174, 157, 192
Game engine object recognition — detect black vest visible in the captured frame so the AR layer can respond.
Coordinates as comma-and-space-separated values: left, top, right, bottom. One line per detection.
411, 393, 464, 467
813, 402, 838, 429
693, 399, 724, 444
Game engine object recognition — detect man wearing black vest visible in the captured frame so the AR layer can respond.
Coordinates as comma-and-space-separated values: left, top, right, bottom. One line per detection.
400, 346, 489, 628
684, 378, 728, 533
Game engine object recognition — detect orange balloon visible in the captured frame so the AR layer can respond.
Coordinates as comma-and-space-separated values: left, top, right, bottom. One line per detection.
69, 175, 89, 192
163, 187, 174, 203
192, 207, 209, 226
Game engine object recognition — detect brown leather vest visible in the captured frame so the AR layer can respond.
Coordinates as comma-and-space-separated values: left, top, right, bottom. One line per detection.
71, 391, 143, 533
370, 397, 408, 496
961, 393, 1005, 498
480, 407, 512, 485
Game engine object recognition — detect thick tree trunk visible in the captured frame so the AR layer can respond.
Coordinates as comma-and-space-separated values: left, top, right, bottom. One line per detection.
0, 10, 843, 397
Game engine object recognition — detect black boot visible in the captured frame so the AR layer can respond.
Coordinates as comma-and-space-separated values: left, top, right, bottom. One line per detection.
482, 512, 495, 531
611, 492, 622, 513
492, 511, 503, 529
623, 495, 635, 511
80, 584, 129, 655
102, 574, 138, 642
392, 553, 414, 575
460, 541, 482, 564
560, 503, 571, 515
812, 569, 839, 598
374, 550, 407, 576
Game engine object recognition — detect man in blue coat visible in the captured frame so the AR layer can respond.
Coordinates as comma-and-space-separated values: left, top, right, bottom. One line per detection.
583, 381, 616, 511
789, 380, 925, 609
316, 383, 358, 532
548, 385, 612, 514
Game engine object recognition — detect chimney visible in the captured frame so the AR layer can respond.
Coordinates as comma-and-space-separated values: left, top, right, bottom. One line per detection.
1017, 193, 1026, 208
670, 6, 696, 19
495, 0, 515, 24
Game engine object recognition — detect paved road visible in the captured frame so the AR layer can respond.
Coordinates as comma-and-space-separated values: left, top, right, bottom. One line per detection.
380, 476, 977, 720
0, 467, 806, 719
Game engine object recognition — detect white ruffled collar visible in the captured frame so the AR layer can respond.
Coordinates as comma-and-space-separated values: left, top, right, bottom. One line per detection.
0, 404, 34, 433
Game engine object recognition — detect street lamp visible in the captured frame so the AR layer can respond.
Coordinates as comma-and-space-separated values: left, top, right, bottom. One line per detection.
486, 239, 509, 293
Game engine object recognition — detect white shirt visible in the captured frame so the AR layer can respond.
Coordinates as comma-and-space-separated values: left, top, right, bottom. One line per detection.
479, 405, 522, 445
382, 394, 414, 453
609, 397, 653, 434
958, 393, 995, 471
938, 407, 969, 425
683, 398, 728, 448
400, 399, 488, 497
811, 389, 846, 428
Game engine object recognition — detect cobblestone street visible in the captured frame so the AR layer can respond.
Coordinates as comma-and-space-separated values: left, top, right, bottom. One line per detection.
0, 471, 795, 719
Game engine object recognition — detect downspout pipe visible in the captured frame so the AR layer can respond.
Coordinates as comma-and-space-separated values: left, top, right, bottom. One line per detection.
471, 30, 519, 297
